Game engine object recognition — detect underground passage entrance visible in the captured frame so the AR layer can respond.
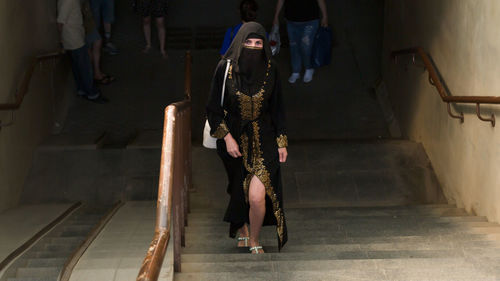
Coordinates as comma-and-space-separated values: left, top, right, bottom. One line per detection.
1, 0, 500, 280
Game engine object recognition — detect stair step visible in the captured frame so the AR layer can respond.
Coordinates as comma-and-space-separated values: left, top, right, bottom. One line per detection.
25, 258, 67, 267
174, 271, 278, 281
60, 225, 95, 232
184, 232, 499, 247
179, 258, 480, 273
182, 233, 497, 254
45, 236, 86, 244
188, 206, 464, 218
24, 250, 74, 259
16, 266, 60, 278
184, 231, 500, 245
184, 221, 497, 234
32, 243, 80, 252
181, 241, 500, 262
175, 270, 495, 281
188, 214, 487, 223
7, 277, 57, 281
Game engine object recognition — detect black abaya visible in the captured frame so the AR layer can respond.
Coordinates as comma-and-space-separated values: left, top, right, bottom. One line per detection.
206, 23, 288, 250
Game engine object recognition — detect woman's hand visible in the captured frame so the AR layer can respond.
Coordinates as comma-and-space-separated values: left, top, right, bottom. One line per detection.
224, 133, 242, 158
278, 147, 288, 163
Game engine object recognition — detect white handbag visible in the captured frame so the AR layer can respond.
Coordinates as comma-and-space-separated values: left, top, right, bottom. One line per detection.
203, 59, 231, 149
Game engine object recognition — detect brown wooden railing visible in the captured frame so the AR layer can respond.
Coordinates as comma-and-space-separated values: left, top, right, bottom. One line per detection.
136, 51, 192, 281
0, 51, 64, 111
391, 47, 500, 126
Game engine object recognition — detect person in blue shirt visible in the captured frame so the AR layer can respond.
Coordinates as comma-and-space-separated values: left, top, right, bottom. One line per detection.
220, 0, 259, 57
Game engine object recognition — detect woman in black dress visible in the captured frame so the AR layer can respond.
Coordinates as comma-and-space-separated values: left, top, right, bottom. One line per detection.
206, 22, 288, 254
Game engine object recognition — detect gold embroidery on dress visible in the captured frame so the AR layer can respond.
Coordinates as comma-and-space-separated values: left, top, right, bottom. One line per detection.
235, 60, 286, 246
211, 121, 229, 138
236, 90, 265, 120
241, 121, 285, 245
276, 135, 288, 148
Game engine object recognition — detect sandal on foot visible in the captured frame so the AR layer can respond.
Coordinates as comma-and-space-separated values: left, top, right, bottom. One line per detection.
237, 236, 249, 247
95, 75, 115, 85
249, 246, 263, 254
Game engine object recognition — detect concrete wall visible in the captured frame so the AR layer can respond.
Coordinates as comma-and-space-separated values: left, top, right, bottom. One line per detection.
0, 0, 73, 211
383, 0, 500, 222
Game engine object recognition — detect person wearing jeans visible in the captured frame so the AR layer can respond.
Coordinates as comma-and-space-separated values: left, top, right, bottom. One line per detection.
273, 0, 328, 83
57, 0, 108, 103
89, 0, 118, 55
69, 45, 99, 99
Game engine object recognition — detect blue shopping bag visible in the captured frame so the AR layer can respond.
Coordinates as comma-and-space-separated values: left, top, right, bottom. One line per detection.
311, 27, 333, 68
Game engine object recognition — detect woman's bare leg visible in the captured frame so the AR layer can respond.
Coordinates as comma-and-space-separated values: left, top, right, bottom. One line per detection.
249, 175, 266, 253
143, 16, 152, 53
155, 17, 167, 58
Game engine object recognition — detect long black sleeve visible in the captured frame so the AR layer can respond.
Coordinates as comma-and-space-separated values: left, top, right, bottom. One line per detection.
206, 60, 230, 139
269, 68, 288, 148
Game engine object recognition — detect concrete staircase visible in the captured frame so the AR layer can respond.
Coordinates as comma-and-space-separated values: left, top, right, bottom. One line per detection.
175, 204, 500, 281
0, 205, 112, 281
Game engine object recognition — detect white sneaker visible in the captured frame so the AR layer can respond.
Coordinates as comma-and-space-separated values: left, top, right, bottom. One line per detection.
288, 73, 300, 84
303, 69, 315, 83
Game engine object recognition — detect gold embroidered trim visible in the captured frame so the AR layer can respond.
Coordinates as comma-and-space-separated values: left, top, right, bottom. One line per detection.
211, 121, 229, 138
228, 64, 233, 80
236, 90, 264, 120
235, 60, 286, 246
240, 121, 285, 245
276, 135, 288, 148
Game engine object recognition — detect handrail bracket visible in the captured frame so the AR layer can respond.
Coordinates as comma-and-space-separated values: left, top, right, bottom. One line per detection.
447, 103, 464, 123
476, 103, 495, 127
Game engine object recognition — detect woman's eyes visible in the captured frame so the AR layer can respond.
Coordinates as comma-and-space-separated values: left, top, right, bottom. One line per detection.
244, 40, 263, 46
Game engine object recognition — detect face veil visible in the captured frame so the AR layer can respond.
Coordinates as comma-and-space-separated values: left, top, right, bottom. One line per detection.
223, 23, 271, 94
238, 33, 267, 91
223, 22, 272, 71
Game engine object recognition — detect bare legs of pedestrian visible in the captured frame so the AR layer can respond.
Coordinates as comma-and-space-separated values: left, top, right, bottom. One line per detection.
248, 175, 265, 254
142, 16, 167, 59
142, 16, 152, 53
90, 39, 104, 80
156, 17, 167, 59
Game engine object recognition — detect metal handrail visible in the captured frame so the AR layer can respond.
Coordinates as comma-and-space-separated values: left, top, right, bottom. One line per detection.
136, 51, 192, 281
391, 47, 499, 126
0, 51, 64, 111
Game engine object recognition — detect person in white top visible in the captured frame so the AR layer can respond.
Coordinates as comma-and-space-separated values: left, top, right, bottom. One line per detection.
57, 0, 108, 103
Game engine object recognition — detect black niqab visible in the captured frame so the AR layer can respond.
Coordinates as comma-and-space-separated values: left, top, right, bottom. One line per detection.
223, 23, 271, 94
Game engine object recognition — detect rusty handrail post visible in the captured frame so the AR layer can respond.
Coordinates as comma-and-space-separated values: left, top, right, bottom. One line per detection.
391, 47, 500, 126
137, 105, 177, 281
137, 51, 193, 281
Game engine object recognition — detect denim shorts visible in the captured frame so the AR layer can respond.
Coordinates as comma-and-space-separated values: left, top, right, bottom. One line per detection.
90, 0, 115, 27
85, 28, 102, 45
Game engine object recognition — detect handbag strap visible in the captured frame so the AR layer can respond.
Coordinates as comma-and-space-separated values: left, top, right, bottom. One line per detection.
221, 59, 231, 106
